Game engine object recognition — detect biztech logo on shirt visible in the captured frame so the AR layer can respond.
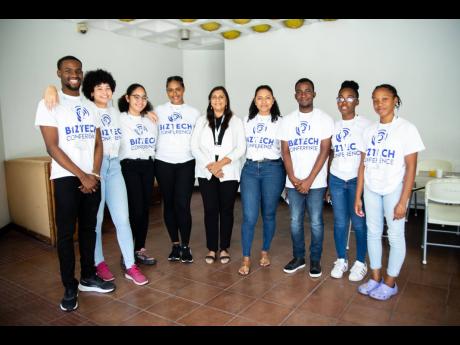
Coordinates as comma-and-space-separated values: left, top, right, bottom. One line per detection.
334, 127, 359, 157
64, 105, 96, 142
159, 111, 193, 135
288, 120, 319, 152
101, 113, 122, 142
130, 124, 155, 150
247, 123, 275, 149
366, 129, 395, 165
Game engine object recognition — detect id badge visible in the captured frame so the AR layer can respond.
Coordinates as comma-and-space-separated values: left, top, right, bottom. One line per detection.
214, 144, 223, 156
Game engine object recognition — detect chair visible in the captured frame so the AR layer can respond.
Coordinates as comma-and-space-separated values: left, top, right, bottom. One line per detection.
408, 159, 453, 218
422, 178, 460, 264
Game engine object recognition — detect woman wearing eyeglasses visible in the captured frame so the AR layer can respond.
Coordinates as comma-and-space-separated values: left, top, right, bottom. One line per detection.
327, 80, 371, 282
154, 76, 200, 263
118, 84, 158, 268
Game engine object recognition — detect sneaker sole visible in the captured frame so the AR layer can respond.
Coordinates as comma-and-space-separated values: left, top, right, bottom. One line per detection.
309, 271, 322, 278
180, 259, 194, 263
168, 258, 181, 262
60, 301, 78, 312
124, 273, 149, 286
78, 283, 115, 293
283, 263, 306, 273
349, 275, 366, 282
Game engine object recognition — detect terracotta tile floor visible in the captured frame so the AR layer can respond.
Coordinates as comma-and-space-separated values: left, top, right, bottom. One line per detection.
1, 190, 460, 326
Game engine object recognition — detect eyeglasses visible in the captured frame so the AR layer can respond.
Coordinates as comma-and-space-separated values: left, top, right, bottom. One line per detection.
336, 97, 356, 103
131, 94, 148, 101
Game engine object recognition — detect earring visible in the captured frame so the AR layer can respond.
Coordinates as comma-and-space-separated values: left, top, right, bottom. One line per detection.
210, 106, 213, 110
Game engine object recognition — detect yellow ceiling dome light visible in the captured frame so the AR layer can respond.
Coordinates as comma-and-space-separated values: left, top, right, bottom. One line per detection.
180, 19, 197, 23
283, 19, 305, 29
200, 22, 221, 31
119, 19, 135, 22
221, 30, 241, 40
232, 19, 251, 25
251, 24, 271, 33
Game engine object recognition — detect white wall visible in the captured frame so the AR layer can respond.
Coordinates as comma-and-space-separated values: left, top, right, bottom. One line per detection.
225, 19, 460, 170
0, 19, 182, 160
182, 49, 225, 115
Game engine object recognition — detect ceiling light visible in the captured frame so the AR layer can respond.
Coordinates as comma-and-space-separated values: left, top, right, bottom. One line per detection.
232, 19, 251, 25
180, 19, 196, 23
119, 19, 135, 22
283, 19, 305, 29
251, 24, 271, 33
221, 30, 241, 40
200, 22, 221, 31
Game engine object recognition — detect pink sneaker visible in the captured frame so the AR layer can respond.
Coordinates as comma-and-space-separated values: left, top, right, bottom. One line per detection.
125, 264, 149, 286
96, 261, 115, 282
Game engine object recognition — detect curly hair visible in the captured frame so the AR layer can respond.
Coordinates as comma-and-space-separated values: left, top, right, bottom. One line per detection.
81, 69, 116, 101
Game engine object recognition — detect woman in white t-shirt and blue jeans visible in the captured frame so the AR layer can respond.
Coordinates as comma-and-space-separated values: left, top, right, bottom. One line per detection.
328, 81, 371, 282
354, 84, 425, 300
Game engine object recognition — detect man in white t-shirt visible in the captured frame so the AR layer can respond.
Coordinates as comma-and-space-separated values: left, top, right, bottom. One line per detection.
278, 78, 334, 278
35, 56, 114, 313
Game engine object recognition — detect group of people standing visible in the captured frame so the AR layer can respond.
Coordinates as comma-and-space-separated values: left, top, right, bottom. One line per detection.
35, 55, 424, 313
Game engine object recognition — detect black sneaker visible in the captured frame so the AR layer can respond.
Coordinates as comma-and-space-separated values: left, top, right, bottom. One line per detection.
309, 260, 322, 278
168, 244, 181, 262
180, 245, 194, 263
135, 248, 157, 265
283, 257, 306, 273
60, 287, 78, 312
78, 275, 116, 293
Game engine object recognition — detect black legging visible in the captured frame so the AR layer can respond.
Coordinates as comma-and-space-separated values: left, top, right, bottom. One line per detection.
120, 158, 155, 251
154, 159, 195, 246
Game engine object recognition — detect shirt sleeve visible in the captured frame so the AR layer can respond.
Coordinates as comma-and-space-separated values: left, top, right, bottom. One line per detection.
320, 114, 334, 140
276, 116, 290, 141
34, 100, 58, 128
403, 122, 425, 155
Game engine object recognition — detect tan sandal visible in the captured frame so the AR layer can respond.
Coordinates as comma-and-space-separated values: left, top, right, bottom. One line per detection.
238, 257, 251, 276
259, 251, 270, 267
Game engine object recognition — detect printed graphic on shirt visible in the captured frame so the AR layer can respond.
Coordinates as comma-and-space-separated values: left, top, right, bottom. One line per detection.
65, 105, 96, 142
246, 122, 275, 150
100, 113, 122, 142
129, 123, 156, 151
288, 121, 319, 152
365, 128, 395, 166
159, 111, 193, 135
333, 127, 359, 158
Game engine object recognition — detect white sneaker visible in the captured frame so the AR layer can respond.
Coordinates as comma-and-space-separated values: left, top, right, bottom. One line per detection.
330, 258, 348, 279
348, 261, 368, 282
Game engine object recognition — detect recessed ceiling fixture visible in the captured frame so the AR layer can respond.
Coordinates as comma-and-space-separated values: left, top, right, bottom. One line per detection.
180, 19, 197, 23
119, 19, 135, 22
251, 24, 271, 33
200, 22, 221, 31
232, 19, 251, 25
283, 19, 305, 29
221, 30, 241, 39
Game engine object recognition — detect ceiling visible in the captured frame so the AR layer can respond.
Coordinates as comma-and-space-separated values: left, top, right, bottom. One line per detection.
64, 19, 336, 50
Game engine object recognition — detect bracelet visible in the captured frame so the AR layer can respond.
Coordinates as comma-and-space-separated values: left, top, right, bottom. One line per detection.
90, 172, 101, 179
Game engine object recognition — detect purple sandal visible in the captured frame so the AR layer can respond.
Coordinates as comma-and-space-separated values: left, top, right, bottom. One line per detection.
358, 279, 382, 295
369, 282, 398, 301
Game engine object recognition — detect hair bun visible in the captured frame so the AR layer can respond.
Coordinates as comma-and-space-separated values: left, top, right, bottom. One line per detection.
341, 80, 359, 91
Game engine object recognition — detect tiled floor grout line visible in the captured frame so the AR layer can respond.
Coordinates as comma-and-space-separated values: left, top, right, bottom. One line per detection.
277, 274, 329, 325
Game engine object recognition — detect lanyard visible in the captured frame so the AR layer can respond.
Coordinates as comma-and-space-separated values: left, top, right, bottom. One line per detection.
213, 115, 225, 145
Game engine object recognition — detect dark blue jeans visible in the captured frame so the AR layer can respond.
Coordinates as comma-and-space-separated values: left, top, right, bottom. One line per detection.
286, 187, 326, 261
329, 173, 367, 262
240, 159, 286, 257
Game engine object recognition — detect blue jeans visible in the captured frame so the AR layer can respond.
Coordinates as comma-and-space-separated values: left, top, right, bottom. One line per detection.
363, 183, 405, 277
286, 187, 326, 261
95, 156, 135, 268
240, 159, 286, 257
329, 173, 367, 262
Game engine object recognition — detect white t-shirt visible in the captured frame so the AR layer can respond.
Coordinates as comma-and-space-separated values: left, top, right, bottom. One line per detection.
118, 112, 158, 161
360, 116, 425, 195
155, 102, 200, 163
278, 108, 334, 189
96, 106, 122, 158
330, 115, 372, 181
244, 114, 282, 160
35, 91, 99, 180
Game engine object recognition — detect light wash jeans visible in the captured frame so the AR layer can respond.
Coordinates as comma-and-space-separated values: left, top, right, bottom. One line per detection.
329, 173, 367, 262
95, 156, 135, 268
286, 187, 326, 261
240, 159, 286, 257
363, 183, 405, 277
